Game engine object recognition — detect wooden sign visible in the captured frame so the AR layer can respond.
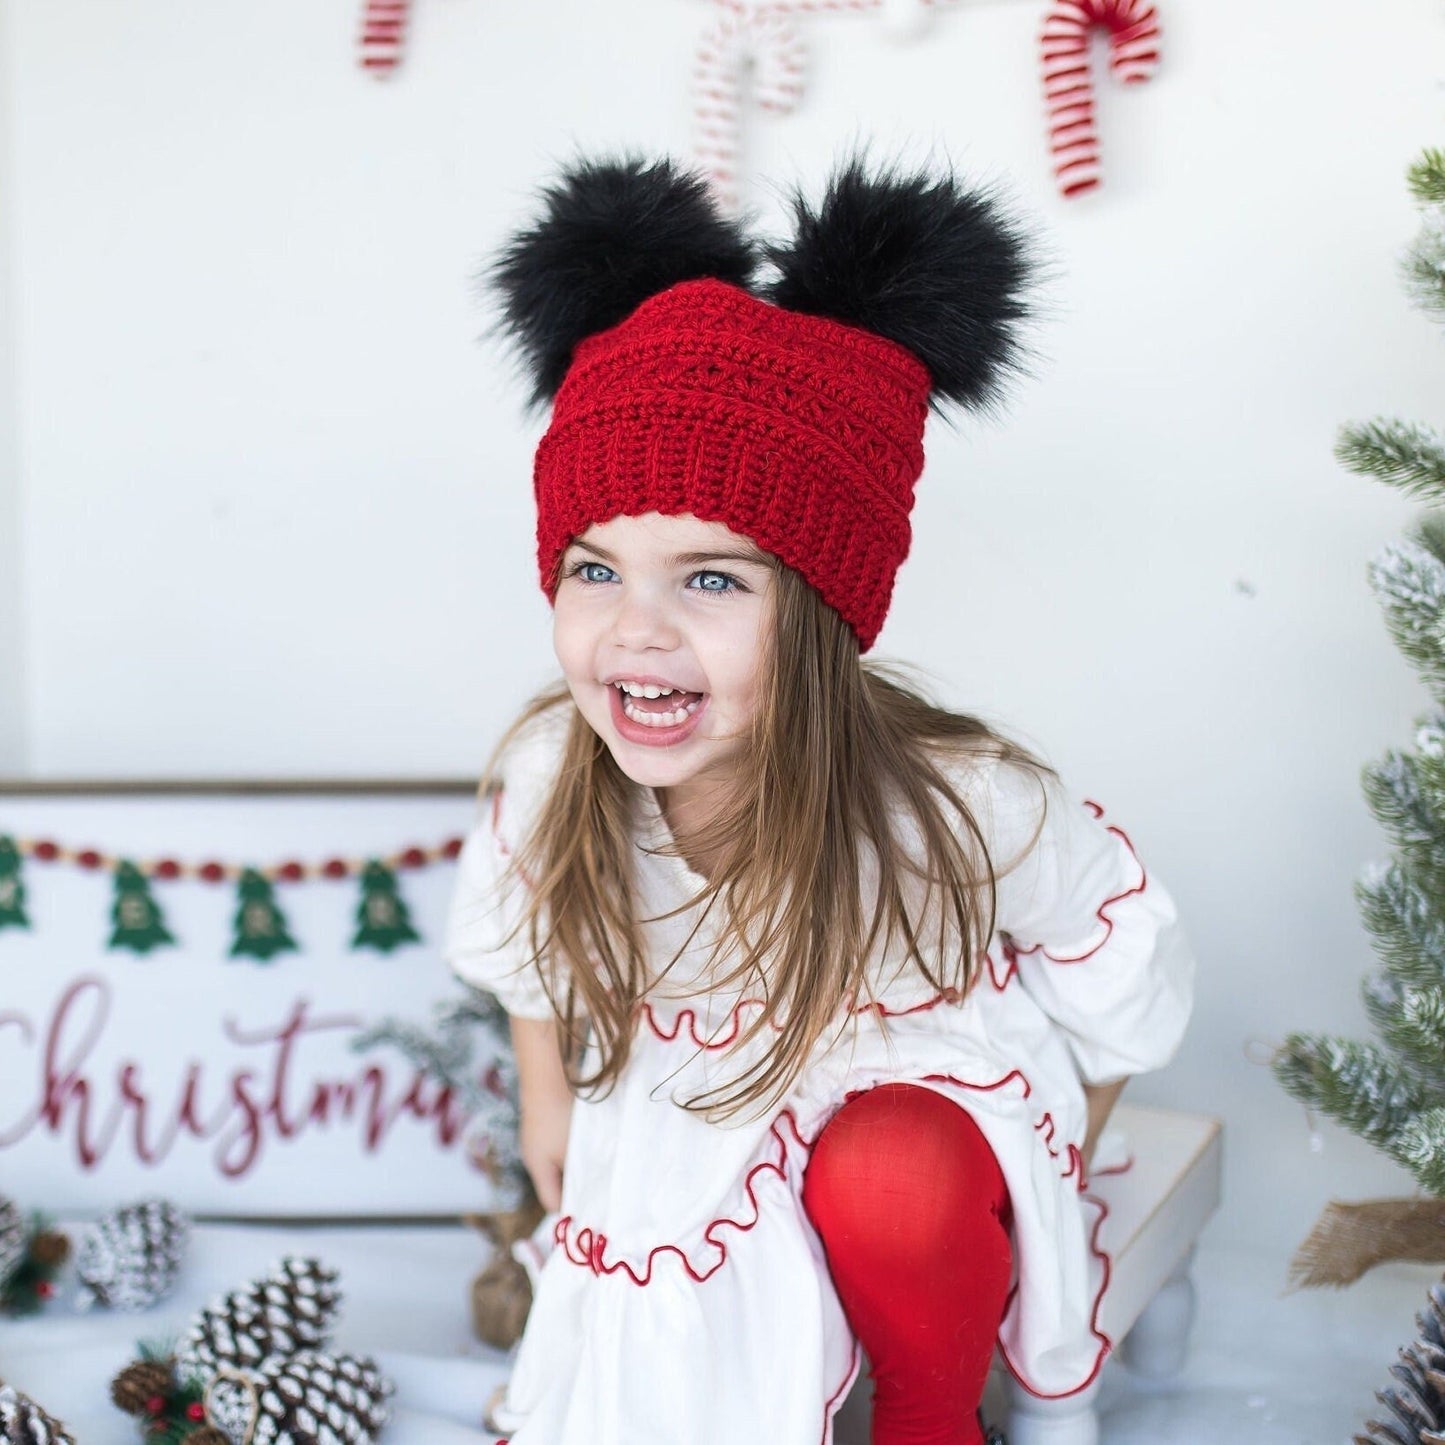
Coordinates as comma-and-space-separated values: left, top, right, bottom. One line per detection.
0, 780, 508, 1219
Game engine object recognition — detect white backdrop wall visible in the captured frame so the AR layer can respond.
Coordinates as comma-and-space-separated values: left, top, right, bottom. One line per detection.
0, 1, 26, 771
4, 0, 1445, 1260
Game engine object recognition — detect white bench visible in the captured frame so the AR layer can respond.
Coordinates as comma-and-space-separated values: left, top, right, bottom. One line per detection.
834, 1104, 1224, 1445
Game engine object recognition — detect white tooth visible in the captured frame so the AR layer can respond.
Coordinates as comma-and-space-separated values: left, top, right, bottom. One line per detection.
642, 684, 663, 699
621, 695, 702, 728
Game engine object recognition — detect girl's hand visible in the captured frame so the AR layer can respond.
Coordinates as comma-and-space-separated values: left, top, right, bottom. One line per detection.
1081, 1077, 1128, 1167
519, 1084, 573, 1212
510, 1014, 574, 1213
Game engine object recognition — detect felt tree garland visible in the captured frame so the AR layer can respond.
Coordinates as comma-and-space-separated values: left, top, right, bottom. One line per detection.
0, 830, 463, 960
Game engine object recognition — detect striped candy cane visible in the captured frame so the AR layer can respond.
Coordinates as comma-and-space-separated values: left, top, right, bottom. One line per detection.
693, 4, 807, 215
359, 0, 412, 75
691, 0, 928, 216
1040, 0, 1160, 198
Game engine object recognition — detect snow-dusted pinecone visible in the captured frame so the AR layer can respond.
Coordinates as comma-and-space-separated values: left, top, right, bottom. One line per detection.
0, 1199, 25, 1289
204, 1352, 392, 1445
175, 1257, 340, 1381
0, 1383, 75, 1445
1356, 1276, 1445, 1444
77, 1198, 189, 1311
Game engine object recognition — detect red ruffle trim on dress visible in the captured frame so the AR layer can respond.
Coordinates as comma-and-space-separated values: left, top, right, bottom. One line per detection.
1006, 798, 1148, 966
552, 1108, 813, 1285
635, 954, 1016, 1051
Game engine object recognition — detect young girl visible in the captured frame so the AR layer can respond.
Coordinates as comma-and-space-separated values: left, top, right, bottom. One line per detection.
444, 154, 1194, 1445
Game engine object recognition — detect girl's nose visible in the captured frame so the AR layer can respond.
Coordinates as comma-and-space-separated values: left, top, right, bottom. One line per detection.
611, 586, 680, 650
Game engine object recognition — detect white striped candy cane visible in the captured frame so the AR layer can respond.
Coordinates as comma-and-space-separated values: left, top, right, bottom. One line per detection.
1041, 0, 1160, 198
693, 3, 807, 215
359, 0, 412, 75
691, 0, 928, 217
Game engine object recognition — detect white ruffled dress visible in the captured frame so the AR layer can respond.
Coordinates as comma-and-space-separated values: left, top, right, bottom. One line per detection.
443, 708, 1194, 1445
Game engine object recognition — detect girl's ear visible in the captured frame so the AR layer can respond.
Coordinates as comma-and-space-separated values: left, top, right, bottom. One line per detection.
760, 154, 1040, 417
488, 155, 757, 410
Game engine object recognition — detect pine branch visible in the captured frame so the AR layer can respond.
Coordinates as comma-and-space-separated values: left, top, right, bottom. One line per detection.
1357, 860, 1445, 987
1408, 148, 1445, 205
1369, 541, 1445, 700
1364, 978, 1445, 1094
1274, 1034, 1426, 1146
1418, 515, 1445, 569
1394, 1106, 1445, 1194
1404, 218, 1445, 318
1362, 752, 1445, 884
1338, 421, 1445, 503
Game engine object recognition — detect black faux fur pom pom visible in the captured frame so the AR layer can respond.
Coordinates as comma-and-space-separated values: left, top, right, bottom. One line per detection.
489, 155, 757, 407
763, 156, 1039, 415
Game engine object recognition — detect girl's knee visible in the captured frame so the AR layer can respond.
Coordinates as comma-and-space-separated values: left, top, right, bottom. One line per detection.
801, 1084, 1010, 1264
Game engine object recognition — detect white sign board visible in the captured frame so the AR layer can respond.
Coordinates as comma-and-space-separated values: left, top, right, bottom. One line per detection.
0, 785, 510, 1218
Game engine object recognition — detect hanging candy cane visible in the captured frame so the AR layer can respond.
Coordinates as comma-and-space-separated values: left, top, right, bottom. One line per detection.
1040, 0, 1160, 198
692, 0, 931, 216
359, 0, 412, 75
693, 4, 806, 215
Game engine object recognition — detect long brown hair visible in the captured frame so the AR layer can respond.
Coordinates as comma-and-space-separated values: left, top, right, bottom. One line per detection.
479, 558, 1051, 1123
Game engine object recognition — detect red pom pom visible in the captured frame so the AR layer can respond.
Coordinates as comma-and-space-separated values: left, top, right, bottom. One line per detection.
399, 847, 427, 869
145, 1395, 165, 1415
77, 849, 104, 870
277, 861, 305, 883
154, 859, 181, 880
33, 840, 59, 861
35, 1280, 53, 1299
442, 836, 464, 859
186, 1402, 205, 1422
322, 859, 349, 880
198, 862, 226, 883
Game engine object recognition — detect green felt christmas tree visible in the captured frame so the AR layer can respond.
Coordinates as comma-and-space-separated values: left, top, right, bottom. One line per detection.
228, 868, 298, 962
0, 835, 29, 931
108, 861, 175, 955
351, 861, 421, 953
1274, 148, 1445, 1292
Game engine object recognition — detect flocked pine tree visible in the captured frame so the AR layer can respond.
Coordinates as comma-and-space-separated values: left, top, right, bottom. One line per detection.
1273, 148, 1445, 1304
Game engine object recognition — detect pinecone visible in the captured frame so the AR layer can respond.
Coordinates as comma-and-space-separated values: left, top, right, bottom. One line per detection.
1357, 1277, 1445, 1444
0, 1383, 76, 1445
175, 1257, 340, 1380
0, 1216, 69, 1316
110, 1357, 176, 1414
0, 1199, 26, 1288
77, 1198, 189, 1311
207, 1353, 392, 1445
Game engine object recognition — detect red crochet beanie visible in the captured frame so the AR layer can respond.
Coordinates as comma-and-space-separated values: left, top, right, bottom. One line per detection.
491, 156, 1035, 653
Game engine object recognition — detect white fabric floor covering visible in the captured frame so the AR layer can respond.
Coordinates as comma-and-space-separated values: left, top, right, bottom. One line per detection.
0, 1220, 1434, 1444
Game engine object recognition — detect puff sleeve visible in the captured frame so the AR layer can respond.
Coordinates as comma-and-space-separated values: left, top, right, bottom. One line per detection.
979, 756, 1195, 1086
442, 708, 570, 1021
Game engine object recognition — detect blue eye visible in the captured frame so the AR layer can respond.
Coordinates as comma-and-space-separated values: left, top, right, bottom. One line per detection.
569, 561, 616, 585
690, 571, 741, 594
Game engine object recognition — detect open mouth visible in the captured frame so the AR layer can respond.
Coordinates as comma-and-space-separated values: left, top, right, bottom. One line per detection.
612, 683, 706, 729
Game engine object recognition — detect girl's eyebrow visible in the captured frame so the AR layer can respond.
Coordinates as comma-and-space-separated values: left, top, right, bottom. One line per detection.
567, 540, 772, 569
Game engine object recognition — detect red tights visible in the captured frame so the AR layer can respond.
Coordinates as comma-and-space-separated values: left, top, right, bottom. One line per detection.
801, 1083, 1013, 1445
